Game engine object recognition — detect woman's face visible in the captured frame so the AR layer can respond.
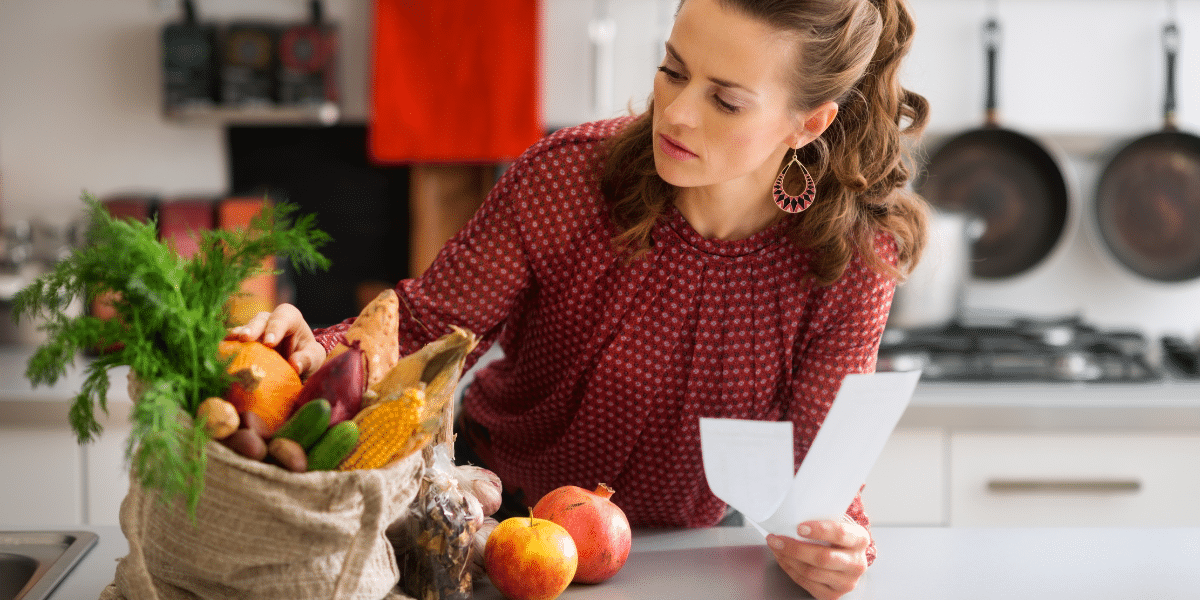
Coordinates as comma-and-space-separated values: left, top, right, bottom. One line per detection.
652, 0, 807, 193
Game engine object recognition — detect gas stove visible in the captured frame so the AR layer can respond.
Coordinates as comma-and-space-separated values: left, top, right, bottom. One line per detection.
876, 316, 1160, 383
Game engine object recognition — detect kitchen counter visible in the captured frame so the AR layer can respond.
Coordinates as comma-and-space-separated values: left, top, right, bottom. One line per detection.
897, 379, 1200, 431
21, 524, 1200, 599
5, 343, 1200, 438
0, 345, 131, 404
2, 525, 125, 600
5, 343, 1200, 531
492, 526, 1200, 599
5, 343, 1200, 408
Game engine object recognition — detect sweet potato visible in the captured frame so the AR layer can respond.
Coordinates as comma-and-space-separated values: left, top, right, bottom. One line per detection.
327, 289, 400, 389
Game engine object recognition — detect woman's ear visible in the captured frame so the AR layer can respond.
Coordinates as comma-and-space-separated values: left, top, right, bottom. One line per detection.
792, 101, 839, 147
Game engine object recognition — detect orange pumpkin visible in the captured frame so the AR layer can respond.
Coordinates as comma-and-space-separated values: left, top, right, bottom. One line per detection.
218, 340, 303, 435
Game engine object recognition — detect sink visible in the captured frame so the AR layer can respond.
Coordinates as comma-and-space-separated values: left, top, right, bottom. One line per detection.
0, 532, 98, 600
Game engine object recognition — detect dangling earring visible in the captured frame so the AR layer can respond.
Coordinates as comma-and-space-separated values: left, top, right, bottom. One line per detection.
773, 148, 817, 213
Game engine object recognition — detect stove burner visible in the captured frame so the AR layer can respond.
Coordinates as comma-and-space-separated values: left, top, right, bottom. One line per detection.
877, 317, 1160, 382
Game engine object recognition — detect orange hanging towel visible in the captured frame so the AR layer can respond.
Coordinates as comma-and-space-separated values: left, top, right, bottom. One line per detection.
369, 0, 542, 163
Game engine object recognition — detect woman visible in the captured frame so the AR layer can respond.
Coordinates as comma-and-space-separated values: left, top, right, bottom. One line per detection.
232, 0, 928, 596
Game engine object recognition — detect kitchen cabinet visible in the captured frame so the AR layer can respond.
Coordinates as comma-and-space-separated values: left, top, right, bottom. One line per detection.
83, 404, 132, 527
865, 429, 1200, 528
949, 432, 1200, 527
0, 403, 82, 526
859, 381, 1200, 527
0, 346, 132, 528
862, 428, 947, 526
1, 400, 134, 528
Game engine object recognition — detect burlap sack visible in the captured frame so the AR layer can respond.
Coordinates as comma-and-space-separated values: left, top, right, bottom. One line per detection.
99, 439, 424, 600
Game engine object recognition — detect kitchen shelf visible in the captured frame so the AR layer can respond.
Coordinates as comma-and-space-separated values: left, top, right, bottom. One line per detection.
163, 101, 340, 126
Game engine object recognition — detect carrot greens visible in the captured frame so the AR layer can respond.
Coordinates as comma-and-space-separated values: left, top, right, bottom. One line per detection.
14, 192, 330, 514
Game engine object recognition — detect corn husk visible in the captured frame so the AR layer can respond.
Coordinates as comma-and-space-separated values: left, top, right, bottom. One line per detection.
339, 326, 479, 470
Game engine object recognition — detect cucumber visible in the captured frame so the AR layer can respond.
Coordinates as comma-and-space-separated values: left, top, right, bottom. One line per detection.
272, 398, 332, 450
307, 420, 360, 471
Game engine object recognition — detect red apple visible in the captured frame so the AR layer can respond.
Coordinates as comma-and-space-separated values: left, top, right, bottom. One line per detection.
484, 515, 578, 600
533, 484, 631, 583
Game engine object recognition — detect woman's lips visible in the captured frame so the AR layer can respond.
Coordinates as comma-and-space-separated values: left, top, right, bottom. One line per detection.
658, 133, 698, 161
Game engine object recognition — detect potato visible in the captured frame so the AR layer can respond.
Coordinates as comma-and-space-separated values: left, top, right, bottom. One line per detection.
197, 397, 239, 439
221, 428, 267, 461
268, 437, 308, 473
239, 411, 270, 439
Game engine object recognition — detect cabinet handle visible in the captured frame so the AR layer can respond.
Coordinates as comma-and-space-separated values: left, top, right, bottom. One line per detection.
987, 479, 1142, 494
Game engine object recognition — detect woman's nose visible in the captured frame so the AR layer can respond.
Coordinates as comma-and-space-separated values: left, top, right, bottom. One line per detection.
660, 87, 700, 128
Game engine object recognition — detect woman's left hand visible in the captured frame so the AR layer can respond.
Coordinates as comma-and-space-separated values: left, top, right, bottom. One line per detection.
766, 519, 870, 600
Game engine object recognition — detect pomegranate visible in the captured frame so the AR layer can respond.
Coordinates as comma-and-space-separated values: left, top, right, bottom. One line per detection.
532, 483, 631, 584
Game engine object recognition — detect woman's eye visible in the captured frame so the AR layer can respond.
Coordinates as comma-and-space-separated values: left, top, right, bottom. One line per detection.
657, 65, 740, 114
714, 95, 740, 114
656, 65, 685, 81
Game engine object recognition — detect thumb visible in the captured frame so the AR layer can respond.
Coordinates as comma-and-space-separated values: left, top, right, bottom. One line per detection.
290, 355, 310, 378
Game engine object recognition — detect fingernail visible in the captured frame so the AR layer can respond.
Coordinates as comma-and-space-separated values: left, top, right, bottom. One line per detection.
264, 333, 276, 344
769, 537, 784, 550
798, 525, 812, 537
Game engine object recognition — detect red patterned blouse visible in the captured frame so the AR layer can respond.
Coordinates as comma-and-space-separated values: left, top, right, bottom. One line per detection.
314, 118, 897, 562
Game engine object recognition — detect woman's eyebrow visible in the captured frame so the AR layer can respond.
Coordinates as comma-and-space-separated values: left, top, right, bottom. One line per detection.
664, 41, 757, 95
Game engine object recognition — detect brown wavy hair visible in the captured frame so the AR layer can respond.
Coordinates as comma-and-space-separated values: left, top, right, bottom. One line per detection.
601, 0, 931, 285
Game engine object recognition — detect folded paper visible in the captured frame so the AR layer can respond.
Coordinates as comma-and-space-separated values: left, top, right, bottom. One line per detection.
700, 370, 921, 539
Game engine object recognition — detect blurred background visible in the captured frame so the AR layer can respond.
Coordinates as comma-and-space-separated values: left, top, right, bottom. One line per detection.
1, 0, 1200, 530
0, 0, 1198, 335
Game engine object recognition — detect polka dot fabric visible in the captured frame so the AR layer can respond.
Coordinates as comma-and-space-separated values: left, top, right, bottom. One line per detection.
315, 118, 897, 563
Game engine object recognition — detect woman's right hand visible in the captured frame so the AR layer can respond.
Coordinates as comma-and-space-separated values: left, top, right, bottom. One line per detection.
226, 304, 327, 379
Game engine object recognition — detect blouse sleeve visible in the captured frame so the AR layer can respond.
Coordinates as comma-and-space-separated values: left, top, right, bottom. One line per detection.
314, 153, 536, 364
788, 233, 899, 566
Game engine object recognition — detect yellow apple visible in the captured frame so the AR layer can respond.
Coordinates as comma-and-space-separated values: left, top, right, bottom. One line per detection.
484, 515, 578, 600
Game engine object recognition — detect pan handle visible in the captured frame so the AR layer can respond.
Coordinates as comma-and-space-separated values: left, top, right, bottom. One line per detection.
983, 19, 1001, 127
1163, 22, 1180, 131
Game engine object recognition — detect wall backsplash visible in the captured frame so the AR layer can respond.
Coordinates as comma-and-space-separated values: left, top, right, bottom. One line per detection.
0, 0, 1197, 343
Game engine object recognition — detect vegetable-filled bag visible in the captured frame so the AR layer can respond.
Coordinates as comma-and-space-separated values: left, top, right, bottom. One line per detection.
100, 439, 424, 600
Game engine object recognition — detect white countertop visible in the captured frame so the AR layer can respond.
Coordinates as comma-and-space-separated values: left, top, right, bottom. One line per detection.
22, 524, 1200, 600
0, 345, 131, 404
555, 526, 1200, 600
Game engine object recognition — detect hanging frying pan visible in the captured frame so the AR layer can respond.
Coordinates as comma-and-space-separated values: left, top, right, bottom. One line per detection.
1094, 22, 1200, 282
916, 19, 1070, 279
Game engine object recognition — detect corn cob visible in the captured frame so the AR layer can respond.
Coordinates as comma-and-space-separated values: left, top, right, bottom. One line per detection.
337, 384, 431, 470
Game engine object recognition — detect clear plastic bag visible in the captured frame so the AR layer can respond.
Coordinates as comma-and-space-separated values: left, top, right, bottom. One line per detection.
390, 445, 484, 600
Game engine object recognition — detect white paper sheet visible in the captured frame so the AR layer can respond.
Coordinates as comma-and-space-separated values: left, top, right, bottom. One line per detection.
700, 370, 921, 540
